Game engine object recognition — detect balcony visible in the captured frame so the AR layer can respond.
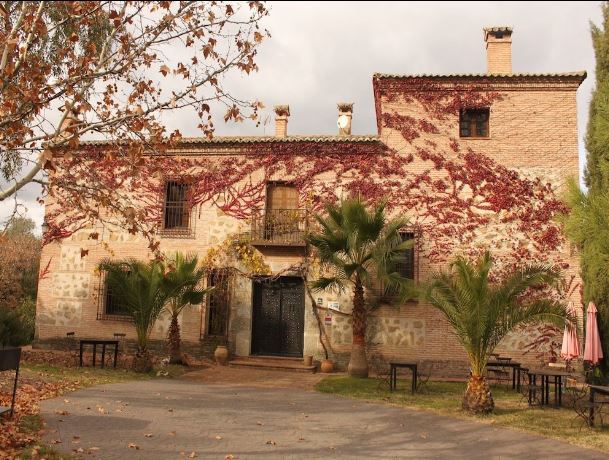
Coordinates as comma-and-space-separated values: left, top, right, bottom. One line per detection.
251, 208, 308, 247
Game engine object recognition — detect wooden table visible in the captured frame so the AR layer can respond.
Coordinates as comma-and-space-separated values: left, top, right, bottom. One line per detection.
527, 369, 573, 407
487, 360, 522, 391
389, 362, 417, 394
79, 339, 119, 368
589, 385, 609, 427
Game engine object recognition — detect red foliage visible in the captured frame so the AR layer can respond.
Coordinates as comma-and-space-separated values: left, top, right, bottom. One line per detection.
44, 79, 568, 271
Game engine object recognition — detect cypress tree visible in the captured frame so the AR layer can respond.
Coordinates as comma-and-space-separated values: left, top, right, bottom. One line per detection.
564, 2, 609, 376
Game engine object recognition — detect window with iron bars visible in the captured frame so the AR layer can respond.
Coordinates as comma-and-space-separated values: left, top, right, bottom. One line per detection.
161, 180, 193, 237
96, 271, 132, 321
382, 231, 417, 298
205, 269, 230, 337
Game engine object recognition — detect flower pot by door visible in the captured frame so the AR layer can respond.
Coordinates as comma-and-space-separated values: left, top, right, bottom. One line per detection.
303, 355, 313, 367
320, 359, 334, 373
214, 345, 229, 366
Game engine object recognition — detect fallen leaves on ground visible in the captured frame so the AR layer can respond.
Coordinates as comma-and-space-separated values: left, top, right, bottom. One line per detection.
0, 374, 80, 459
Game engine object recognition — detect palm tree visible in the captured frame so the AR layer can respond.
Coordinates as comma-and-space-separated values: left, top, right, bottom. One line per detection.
306, 198, 417, 377
98, 258, 174, 372
163, 252, 210, 364
424, 251, 571, 414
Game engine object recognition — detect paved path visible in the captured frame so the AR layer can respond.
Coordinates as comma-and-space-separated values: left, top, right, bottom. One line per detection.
41, 379, 605, 460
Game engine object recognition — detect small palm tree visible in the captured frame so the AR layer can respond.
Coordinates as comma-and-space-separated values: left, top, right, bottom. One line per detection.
424, 251, 571, 414
163, 252, 210, 364
98, 258, 174, 373
306, 198, 417, 377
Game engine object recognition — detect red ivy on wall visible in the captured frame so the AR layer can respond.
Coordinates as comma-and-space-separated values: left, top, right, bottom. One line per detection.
44, 81, 570, 271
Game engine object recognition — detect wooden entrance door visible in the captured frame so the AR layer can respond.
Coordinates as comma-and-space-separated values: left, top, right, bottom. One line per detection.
251, 277, 305, 357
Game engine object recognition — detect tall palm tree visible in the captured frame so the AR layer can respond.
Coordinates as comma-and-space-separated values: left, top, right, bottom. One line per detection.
424, 251, 571, 414
163, 252, 210, 364
306, 198, 417, 377
98, 258, 174, 372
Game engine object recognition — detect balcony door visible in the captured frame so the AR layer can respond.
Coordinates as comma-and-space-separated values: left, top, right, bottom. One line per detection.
265, 183, 299, 242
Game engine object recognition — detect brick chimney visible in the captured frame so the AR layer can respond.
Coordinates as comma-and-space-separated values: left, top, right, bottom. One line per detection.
274, 105, 290, 137
484, 26, 512, 74
337, 103, 353, 136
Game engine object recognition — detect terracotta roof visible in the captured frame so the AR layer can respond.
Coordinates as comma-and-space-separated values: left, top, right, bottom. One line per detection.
80, 135, 381, 147
373, 71, 587, 81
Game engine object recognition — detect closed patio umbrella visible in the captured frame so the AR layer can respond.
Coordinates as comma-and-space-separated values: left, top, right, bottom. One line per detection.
584, 301, 604, 365
560, 301, 580, 361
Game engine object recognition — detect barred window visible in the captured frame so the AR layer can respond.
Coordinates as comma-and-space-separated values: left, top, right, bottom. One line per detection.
382, 231, 417, 298
396, 231, 416, 280
163, 181, 191, 231
97, 271, 132, 321
459, 108, 490, 138
206, 270, 230, 337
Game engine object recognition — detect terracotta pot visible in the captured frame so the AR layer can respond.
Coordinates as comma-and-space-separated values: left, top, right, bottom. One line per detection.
214, 345, 229, 366
303, 355, 313, 367
320, 359, 334, 373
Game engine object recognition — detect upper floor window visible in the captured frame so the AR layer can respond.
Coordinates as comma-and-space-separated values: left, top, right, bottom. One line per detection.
162, 180, 192, 235
459, 108, 490, 138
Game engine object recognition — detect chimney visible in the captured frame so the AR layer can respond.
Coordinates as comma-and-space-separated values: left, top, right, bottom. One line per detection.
274, 105, 290, 137
337, 102, 353, 136
484, 26, 512, 74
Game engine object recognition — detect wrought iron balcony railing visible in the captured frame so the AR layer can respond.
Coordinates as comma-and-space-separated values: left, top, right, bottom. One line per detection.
251, 208, 308, 246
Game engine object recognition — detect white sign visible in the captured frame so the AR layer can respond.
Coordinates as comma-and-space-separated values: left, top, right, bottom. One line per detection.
328, 301, 340, 312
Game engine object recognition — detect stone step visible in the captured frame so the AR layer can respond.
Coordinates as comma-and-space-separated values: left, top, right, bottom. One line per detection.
228, 357, 317, 373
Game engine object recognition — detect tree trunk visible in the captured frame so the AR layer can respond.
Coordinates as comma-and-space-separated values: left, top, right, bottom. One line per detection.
348, 277, 368, 378
168, 313, 182, 364
462, 374, 494, 414
132, 347, 153, 373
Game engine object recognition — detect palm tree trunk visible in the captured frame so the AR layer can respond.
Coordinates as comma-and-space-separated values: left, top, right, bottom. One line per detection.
462, 374, 494, 414
168, 313, 182, 364
348, 277, 368, 377
133, 345, 153, 373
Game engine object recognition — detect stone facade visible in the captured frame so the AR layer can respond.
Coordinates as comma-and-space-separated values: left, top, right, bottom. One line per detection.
35, 27, 585, 373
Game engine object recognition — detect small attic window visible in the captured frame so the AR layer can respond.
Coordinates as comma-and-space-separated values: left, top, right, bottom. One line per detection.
460, 108, 490, 138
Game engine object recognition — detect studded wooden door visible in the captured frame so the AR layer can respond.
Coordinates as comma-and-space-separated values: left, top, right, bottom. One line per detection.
251, 277, 304, 357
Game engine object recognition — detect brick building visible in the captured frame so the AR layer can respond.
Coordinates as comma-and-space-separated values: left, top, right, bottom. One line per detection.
35, 27, 586, 374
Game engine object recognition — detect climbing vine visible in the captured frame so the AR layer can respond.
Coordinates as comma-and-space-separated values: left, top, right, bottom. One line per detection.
44, 78, 574, 278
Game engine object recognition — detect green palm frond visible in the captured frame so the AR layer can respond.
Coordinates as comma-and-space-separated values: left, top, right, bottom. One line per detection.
424, 251, 570, 376
98, 258, 172, 351
163, 252, 211, 317
307, 197, 417, 304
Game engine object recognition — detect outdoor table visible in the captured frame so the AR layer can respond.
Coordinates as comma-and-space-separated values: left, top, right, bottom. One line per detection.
389, 362, 417, 394
487, 360, 521, 391
589, 385, 609, 427
79, 339, 119, 368
527, 369, 573, 407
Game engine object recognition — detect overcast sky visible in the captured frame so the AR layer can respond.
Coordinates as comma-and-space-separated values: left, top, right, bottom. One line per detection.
3, 1, 603, 232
